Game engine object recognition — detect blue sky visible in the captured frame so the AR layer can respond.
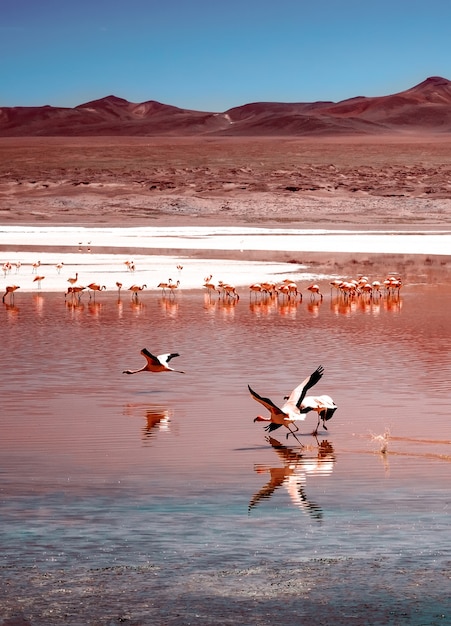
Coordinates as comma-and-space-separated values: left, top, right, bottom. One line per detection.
1, 0, 451, 110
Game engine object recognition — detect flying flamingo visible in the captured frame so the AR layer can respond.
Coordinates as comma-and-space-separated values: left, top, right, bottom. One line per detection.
123, 348, 184, 374
249, 366, 325, 443
2, 285, 20, 302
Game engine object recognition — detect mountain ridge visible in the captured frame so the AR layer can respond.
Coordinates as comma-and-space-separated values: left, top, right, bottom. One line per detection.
1, 76, 451, 136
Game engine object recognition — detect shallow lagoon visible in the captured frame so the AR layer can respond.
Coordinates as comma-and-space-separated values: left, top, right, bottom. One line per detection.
1, 284, 451, 624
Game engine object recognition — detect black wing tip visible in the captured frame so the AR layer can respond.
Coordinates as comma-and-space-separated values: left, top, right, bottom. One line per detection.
265, 423, 282, 432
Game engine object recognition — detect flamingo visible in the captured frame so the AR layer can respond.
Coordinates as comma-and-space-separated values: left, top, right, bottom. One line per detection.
249, 366, 325, 442
286, 282, 301, 300
203, 280, 219, 297
128, 284, 147, 299
2, 262, 12, 277
65, 286, 86, 301
249, 283, 263, 299
167, 280, 180, 296
87, 283, 106, 300
123, 348, 184, 374
31, 260, 41, 274
55, 262, 64, 274
372, 281, 382, 297
33, 275, 45, 289
222, 283, 239, 300
307, 284, 323, 300
261, 282, 276, 296
67, 272, 78, 286
158, 278, 172, 294
297, 395, 337, 436
2, 285, 20, 302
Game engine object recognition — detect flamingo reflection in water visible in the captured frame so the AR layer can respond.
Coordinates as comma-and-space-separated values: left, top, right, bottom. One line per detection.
124, 403, 173, 442
142, 407, 172, 440
249, 436, 335, 518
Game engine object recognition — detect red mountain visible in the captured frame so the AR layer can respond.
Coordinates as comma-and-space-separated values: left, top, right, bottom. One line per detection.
1, 76, 450, 136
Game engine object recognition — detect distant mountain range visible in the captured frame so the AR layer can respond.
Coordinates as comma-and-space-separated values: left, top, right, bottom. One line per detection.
1, 76, 451, 136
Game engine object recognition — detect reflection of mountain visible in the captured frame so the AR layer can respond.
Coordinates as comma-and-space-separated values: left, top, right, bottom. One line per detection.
249, 437, 335, 519
123, 403, 173, 442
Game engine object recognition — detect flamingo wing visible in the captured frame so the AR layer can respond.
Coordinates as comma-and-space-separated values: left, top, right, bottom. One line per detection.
140, 348, 161, 367
289, 365, 324, 409
248, 385, 283, 415
299, 394, 336, 413
159, 352, 180, 364
299, 396, 337, 429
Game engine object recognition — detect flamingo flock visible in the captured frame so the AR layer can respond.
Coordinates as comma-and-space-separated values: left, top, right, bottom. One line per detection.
1, 255, 403, 311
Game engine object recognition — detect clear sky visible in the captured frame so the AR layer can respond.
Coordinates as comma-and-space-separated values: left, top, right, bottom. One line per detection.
1, 0, 451, 111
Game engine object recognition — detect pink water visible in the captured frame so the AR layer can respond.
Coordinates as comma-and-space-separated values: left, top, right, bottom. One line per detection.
1, 285, 451, 624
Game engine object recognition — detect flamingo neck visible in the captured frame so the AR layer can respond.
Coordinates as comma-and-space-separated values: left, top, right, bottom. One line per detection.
254, 415, 271, 422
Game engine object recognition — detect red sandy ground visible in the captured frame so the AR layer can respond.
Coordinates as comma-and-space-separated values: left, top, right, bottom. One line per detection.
0, 135, 450, 280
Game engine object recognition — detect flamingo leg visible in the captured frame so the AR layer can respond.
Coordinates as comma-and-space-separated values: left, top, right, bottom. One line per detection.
312, 415, 321, 436
313, 411, 328, 436
286, 424, 304, 447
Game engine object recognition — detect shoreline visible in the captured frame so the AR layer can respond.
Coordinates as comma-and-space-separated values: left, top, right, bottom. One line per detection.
1, 224, 451, 293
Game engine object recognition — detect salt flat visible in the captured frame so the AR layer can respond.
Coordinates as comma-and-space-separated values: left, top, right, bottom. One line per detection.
1, 225, 450, 293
